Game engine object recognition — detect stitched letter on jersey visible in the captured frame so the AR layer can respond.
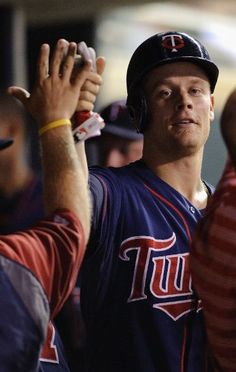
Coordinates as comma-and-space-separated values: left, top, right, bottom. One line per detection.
119, 233, 199, 321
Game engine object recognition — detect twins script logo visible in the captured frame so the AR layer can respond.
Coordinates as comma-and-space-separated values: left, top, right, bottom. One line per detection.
119, 233, 199, 321
161, 34, 185, 52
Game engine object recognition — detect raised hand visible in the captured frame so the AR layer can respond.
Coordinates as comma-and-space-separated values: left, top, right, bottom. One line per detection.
7, 39, 100, 127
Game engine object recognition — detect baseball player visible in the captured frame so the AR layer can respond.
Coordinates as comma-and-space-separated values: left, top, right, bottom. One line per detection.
75, 31, 218, 371
190, 88, 236, 371
0, 38, 102, 371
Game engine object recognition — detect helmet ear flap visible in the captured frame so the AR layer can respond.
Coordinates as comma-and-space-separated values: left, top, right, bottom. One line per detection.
127, 89, 148, 133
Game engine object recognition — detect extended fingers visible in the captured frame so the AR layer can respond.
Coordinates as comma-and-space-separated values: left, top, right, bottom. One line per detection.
36, 40, 72, 83
36, 43, 50, 83
59, 42, 78, 81
49, 39, 71, 78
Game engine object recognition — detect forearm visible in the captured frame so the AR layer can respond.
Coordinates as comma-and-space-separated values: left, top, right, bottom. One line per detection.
40, 123, 90, 243
7, 39, 102, 243
75, 140, 89, 181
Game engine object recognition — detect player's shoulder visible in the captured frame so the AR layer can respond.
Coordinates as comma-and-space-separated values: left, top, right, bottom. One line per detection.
89, 160, 146, 183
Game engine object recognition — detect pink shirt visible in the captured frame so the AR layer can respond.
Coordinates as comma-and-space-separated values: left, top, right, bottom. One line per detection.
191, 160, 236, 371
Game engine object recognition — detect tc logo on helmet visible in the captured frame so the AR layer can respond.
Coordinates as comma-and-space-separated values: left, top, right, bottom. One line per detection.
161, 34, 185, 53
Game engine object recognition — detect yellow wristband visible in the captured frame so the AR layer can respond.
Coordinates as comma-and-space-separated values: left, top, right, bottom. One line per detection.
39, 119, 71, 136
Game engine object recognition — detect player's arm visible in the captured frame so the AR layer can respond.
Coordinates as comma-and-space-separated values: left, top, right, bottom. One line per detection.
3, 38, 105, 319
8, 39, 103, 242
71, 43, 106, 194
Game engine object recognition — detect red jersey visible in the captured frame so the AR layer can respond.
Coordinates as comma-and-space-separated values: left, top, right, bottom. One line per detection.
0, 209, 85, 371
191, 160, 236, 371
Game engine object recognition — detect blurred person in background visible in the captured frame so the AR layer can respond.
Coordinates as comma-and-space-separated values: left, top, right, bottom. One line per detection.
0, 90, 43, 234
87, 99, 143, 167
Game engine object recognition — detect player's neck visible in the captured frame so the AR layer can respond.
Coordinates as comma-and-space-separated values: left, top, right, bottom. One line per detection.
142, 152, 209, 209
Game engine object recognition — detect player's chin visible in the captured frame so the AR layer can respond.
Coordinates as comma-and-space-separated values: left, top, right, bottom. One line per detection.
174, 136, 203, 153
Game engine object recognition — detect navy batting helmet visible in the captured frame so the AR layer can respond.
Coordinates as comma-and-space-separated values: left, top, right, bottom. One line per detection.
126, 31, 219, 132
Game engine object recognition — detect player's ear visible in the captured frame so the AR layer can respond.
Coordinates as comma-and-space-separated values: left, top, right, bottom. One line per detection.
210, 110, 214, 122
210, 95, 215, 122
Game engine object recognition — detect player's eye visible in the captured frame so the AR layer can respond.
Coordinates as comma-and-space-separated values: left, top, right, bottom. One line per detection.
190, 87, 202, 96
157, 89, 172, 98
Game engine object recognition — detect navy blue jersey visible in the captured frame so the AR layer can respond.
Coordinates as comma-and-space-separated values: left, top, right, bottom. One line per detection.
81, 160, 214, 372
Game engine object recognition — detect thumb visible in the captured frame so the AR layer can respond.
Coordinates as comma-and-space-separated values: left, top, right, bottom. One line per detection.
7, 86, 30, 106
96, 56, 106, 76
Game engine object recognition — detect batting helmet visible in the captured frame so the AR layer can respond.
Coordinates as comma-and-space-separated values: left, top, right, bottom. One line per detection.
126, 31, 219, 132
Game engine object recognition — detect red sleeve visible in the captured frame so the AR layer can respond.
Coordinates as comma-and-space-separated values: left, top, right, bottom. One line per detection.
0, 209, 85, 318
191, 160, 236, 370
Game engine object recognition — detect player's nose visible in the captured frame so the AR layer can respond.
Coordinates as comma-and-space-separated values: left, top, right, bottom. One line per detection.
175, 90, 193, 111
